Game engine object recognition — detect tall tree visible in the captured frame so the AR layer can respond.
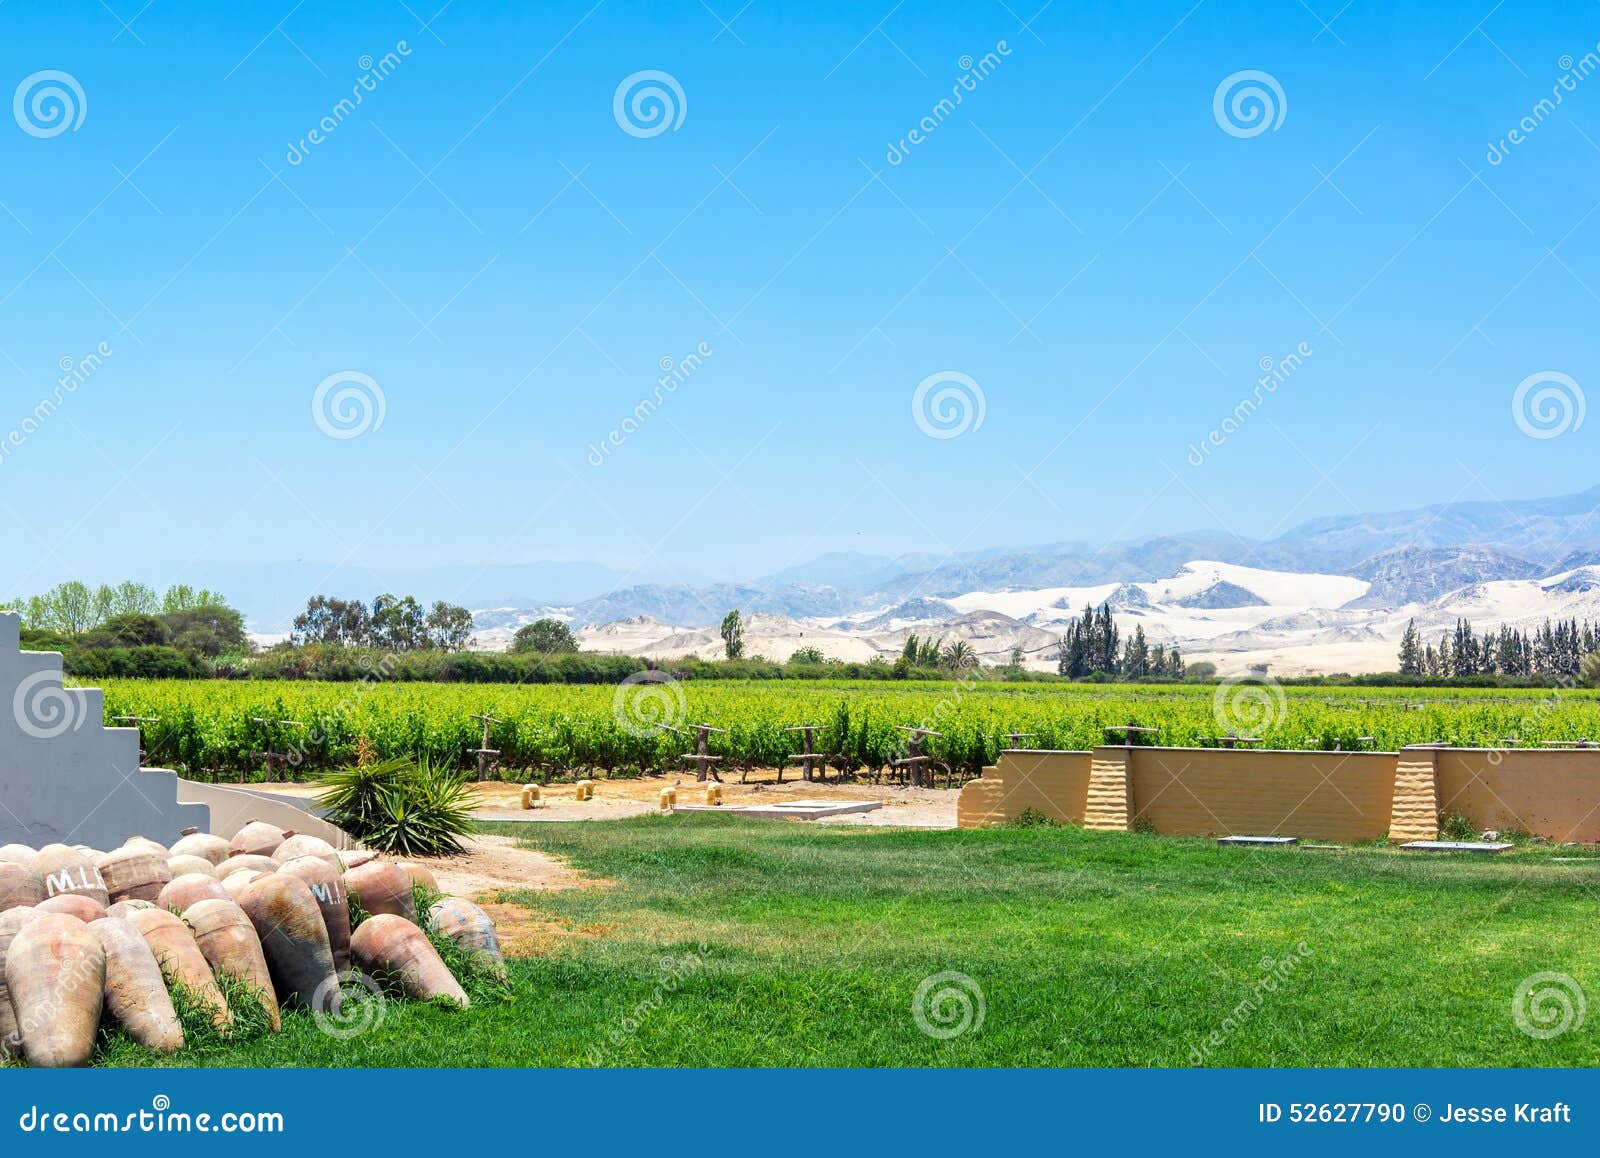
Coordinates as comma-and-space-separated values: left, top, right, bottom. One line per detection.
720, 610, 745, 660
1397, 619, 1422, 676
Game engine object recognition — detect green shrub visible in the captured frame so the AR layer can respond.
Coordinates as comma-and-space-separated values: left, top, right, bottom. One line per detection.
1440, 812, 1476, 841
1006, 808, 1063, 829
318, 755, 476, 857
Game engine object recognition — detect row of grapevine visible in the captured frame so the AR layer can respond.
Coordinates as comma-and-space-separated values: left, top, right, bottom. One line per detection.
90, 678, 1600, 783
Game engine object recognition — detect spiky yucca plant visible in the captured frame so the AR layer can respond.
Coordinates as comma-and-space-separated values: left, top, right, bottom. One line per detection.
318, 755, 475, 857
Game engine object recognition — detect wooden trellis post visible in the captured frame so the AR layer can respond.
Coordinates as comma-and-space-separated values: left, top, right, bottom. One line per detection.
663, 723, 727, 782
1103, 722, 1160, 748
893, 725, 943, 788
249, 717, 306, 783
469, 712, 504, 781
112, 714, 160, 766
1207, 733, 1264, 749
784, 724, 830, 783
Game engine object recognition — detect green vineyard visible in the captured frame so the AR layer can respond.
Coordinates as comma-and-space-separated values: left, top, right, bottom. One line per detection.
92, 678, 1600, 783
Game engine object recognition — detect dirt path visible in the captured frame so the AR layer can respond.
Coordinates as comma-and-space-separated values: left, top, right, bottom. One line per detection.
251, 772, 960, 828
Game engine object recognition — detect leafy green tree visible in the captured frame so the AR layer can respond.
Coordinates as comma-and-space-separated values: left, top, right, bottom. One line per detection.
512, 618, 579, 655
424, 601, 474, 650
161, 584, 228, 614
789, 646, 826, 665
371, 593, 427, 651
720, 610, 745, 660
86, 613, 168, 648
162, 604, 248, 657
293, 596, 372, 646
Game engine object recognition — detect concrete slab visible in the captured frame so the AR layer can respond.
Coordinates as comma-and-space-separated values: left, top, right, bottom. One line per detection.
1400, 840, 1514, 854
1218, 835, 1298, 847
675, 799, 884, 821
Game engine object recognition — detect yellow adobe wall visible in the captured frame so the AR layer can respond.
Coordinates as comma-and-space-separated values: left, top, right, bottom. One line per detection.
1435, 749, 1600, 842
1127, 747, 1399, 843
957, 744, 1600, 844
955, 751, 1092, 828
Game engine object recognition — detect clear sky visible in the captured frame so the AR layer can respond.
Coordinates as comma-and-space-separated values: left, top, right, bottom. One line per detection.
1, 0, 1596, 613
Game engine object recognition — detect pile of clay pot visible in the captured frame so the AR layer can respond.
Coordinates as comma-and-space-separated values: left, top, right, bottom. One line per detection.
0, 821, 505, 1068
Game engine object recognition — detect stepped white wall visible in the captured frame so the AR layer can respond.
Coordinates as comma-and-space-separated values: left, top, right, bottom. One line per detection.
0, 612, 208, 847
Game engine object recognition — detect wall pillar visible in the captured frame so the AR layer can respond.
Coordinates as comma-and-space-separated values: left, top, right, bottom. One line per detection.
1084, 746, 1134, 831
1389, 747, 1441, 843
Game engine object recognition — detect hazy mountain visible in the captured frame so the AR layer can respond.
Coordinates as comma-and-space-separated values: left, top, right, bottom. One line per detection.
1174, 580, 1269, 609
1343, 546, 1543, 609
1267, 485, 1600, 570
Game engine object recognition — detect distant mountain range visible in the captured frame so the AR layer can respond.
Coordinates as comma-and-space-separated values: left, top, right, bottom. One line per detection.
501, 484, 1600, 628
241, 485, 1600, 675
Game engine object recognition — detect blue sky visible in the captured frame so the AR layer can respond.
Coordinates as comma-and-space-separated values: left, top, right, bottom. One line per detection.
1, 0, 1597, 617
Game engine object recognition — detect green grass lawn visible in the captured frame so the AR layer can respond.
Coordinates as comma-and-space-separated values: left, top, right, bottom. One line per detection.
100, 816, 1600, 1067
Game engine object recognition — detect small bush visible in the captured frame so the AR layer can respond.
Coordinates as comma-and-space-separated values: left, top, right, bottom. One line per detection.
1006, 808, 1063, 829
318, 755, 476, 857
1440, 813, 1476, 841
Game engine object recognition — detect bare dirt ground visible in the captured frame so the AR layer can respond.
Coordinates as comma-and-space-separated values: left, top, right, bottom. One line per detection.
252, 771, 960, 829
